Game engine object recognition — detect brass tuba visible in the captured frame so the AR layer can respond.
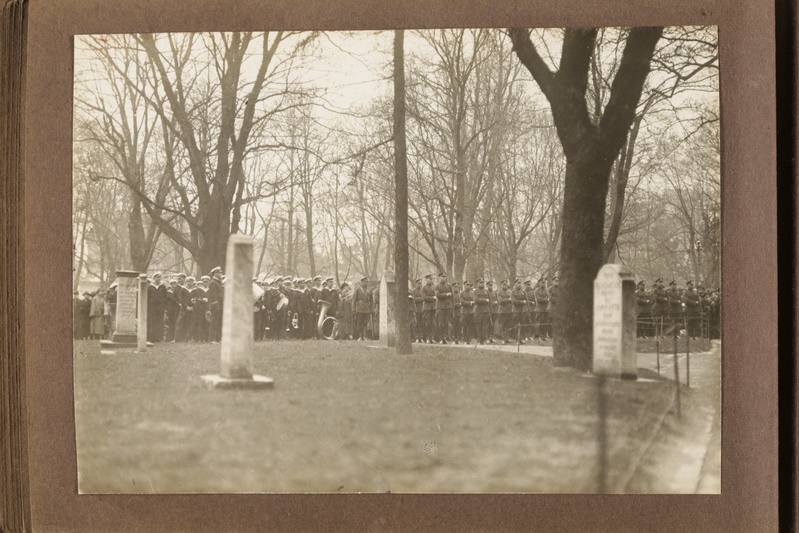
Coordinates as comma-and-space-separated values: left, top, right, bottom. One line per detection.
317, 300, 339, 340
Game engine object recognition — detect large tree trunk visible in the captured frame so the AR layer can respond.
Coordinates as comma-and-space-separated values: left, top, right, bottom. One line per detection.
552, 155, 614, 369
509, 27, 662, 371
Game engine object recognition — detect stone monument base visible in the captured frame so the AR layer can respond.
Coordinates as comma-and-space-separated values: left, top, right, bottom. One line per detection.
100, 339, 153, 350
201, 374, 274, 390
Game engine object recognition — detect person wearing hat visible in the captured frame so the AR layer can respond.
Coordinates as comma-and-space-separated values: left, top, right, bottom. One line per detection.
510, 278, 528, 344
164, 278, 181, 342
473, 279, 491, 344
274, 278, 293, 338
352, 276, 372, 341
635, 280, 653, 339
421, 274, 437, 343
191, 276, 210, 342
497, 279, 513, 344
147, 272, 167, 343
175, 276, 195, 342
75, 290, 92, 340
682, 280, 701, 339
459, 280, 475, 343
293, 278, 313, 339
338, 282, 354, 340
487, 280, 501, 342
650, 278, 669, 338
523, 279, 535, 341
666, 280, 682, 332
104, 285, 117, 340
450, 281, 462, 344
207, 267, 224, 342
411, 278, 426, 342
434, 272, 453, 344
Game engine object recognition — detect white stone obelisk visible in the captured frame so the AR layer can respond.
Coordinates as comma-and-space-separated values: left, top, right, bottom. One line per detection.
202, 234, 273, 389
379, 271, 396, 348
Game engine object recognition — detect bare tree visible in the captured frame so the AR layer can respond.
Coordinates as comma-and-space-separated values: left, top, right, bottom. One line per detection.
509, 27, 663, 371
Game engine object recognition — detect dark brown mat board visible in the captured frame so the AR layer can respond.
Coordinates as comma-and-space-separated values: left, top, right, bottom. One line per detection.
13, 0, 778, 531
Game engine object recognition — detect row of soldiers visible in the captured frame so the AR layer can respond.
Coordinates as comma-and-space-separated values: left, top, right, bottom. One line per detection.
77, 269, 720, 345
409, 273, 559, 345
635, 278, 721, 339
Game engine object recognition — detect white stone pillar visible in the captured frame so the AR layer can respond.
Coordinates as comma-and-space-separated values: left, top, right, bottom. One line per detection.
593, 264, 637, 379
202, 234, 273, 389
379, 271, 396, 348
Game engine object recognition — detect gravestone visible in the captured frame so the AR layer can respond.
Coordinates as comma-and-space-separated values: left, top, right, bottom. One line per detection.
593, 264, 637, 380
100, 270, 142, 350
202, 234, 273, 390
379, 271, 396, 348
111, 270, 139, 344
136, 274, 148, 353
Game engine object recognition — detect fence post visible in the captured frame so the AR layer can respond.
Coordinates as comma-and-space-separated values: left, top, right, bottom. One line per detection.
673, 326, 681, 418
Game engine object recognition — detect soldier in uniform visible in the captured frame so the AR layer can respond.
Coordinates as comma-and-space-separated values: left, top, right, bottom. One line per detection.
434, 272, 453, 343
147, 272, 167, 342
192, 276, 210, 342
534, 277, 550, 340
421, 274, 437, 343
523, 279, 535, 341
451, 281, 462, 344
667, 280, 683, 333
176, 276, 195, 342
207, 267, 224, 342
284, 277, 296, 335
473, 278, 491, 344
295, 278, 313, 339
651, 278, 669, 338
635, 280, 653, 338
709, 289, 721, 339
460, 280, 475, 343
352, 276, 372, 341
412, 278, 425, 342
497, 279, 513, 344
682, 280, 701, 339
511, 278, 528, 344
488, 280, 500, 342
164, 278, 181, 342
77, 291, 92, 340
338, 282, 353, 340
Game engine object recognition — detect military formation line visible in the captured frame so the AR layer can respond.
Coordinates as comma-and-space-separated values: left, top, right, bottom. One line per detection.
74, 268, 720, 345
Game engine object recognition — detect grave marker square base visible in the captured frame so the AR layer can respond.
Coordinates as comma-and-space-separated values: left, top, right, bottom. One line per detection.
201, 374, 274, 390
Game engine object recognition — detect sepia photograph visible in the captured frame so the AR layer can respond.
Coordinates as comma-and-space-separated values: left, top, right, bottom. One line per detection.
71, 27, 721, 494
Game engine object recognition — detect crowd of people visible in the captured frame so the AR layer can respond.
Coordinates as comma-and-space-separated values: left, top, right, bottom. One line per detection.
73, 268, 720, 345
635, 278, 721, 340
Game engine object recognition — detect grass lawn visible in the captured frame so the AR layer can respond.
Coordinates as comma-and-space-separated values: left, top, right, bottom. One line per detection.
74, 339, 690, 494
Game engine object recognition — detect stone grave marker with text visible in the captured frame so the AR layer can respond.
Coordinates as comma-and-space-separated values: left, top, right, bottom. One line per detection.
379, 271, 396, 348
111, 270, 139, 344
593, 264, 637, 379
202, 234, 273, 389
